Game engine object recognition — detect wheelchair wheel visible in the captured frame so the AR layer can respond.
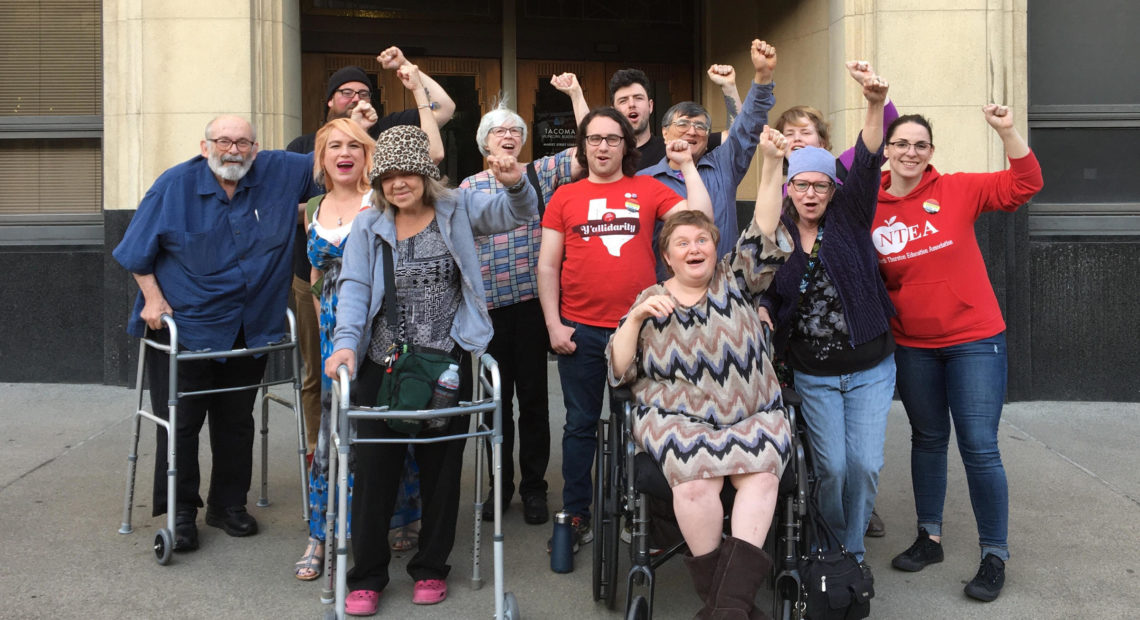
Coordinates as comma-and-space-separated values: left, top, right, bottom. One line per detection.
626, 594, 649, 620
603, 407, 623, 607
592, 417, 620, 608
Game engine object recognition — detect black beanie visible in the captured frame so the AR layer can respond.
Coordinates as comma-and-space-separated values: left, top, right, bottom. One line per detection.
326, 66, 372, 102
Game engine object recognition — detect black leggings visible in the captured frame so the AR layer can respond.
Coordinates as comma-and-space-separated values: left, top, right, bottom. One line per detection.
346, 352, 473, 590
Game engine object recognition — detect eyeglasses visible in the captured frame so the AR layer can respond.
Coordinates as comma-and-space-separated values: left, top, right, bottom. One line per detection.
336, 88, 372, 100
490, 127, 524, 138
208, 138, 255, 152
585, 134, 624, 147
669, 118, 711, 134
887, 140, 933, 153
788, 180, 835, 195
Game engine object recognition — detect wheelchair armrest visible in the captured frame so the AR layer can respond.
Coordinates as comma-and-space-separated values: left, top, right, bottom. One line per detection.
612, 386, 634, 403
781, 387, 802, 409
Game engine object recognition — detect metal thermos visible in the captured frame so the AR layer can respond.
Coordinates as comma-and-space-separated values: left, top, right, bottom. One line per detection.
550, 511, 574, 573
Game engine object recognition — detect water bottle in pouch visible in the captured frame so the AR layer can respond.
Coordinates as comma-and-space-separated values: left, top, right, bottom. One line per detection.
430, 363, 461, 409
425, 363, 460, 433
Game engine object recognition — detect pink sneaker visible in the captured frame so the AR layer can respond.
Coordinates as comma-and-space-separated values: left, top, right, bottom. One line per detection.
345, 589, 380, 616
412, 579, 448, 605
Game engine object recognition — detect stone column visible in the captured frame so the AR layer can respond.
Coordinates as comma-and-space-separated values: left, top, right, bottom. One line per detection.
101, 0, 301, 385
103, 0, 301, 213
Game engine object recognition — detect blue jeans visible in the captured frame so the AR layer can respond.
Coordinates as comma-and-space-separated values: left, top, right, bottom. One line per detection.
557, 320, 621, 520
794, 354, 895, 562
894, 332, 1010, 562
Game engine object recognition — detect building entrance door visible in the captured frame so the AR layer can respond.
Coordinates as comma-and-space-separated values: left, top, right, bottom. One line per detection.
301, 53, 500, 183
515, 60, 693, 163
301, 54, 692, 181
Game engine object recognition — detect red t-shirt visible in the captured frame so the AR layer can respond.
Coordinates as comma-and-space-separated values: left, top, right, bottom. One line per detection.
874, 153, 1043, 347
542, 175, 683, 328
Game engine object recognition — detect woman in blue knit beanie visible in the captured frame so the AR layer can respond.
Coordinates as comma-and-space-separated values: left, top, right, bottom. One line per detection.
756, 72, 895, 579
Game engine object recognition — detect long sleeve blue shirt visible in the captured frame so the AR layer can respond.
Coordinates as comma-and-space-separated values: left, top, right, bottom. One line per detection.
640, 81, 775, 278
113, 150, 320, 352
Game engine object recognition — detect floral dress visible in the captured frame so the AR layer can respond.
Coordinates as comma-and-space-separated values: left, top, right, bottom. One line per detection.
305, 191, 421, 540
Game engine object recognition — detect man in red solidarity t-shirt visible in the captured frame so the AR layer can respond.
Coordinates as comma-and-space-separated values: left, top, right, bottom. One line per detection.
537, 106, 712, 549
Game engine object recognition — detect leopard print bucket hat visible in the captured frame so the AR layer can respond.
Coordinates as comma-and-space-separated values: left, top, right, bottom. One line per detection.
369, 125, 441, 181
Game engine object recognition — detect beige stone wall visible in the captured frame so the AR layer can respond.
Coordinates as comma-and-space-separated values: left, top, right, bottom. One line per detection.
874, 0, 1030, 175
702, 0, 1029, 201
102, 0, 301, 211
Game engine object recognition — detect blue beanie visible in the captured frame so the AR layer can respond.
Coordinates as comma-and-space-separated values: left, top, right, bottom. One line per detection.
786, 146, 837, 184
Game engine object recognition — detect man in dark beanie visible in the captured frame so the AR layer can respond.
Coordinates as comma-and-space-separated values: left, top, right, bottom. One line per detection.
287, 46, 455, 153
285, 47, 455, 475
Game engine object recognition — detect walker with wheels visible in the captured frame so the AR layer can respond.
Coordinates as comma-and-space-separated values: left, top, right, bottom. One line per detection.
117, 310, 309, 565
323, 353, 519, 619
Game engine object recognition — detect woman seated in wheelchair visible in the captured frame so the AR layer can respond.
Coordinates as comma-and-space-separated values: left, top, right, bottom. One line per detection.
607, 127, 794, 619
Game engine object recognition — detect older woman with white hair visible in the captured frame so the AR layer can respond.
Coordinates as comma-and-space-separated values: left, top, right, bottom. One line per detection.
458, 73, 586, 525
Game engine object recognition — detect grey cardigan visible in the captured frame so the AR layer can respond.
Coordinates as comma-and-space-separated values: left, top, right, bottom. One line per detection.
331, 180, 537, 368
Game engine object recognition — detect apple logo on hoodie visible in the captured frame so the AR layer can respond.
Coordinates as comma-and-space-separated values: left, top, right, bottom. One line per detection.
873, 216, 910, 255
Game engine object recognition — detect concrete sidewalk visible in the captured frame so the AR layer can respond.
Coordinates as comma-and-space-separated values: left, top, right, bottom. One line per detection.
2, 368, 1138, 619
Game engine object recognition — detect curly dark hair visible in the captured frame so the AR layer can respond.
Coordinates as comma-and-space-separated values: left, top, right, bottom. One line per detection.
574, 107, 641, 178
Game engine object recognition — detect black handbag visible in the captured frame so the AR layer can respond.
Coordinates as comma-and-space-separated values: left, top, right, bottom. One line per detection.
373, 241, 458, 436
795, 492, 873, 619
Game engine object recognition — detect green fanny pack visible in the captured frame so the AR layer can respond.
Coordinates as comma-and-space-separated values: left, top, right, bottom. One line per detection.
375, 344, 457, 436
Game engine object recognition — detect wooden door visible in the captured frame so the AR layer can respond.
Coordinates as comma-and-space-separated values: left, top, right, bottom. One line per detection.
300, 53, 500, 184
515, 60, 693, 162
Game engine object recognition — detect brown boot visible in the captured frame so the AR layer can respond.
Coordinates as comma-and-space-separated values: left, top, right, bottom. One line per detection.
707, 536, 772, 620
683, 546, 721, 619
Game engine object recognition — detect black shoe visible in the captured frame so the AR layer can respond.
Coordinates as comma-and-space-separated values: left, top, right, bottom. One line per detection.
173, 508, 199, 551
205, 505, 258, 537
891, 527, 944, 572
522, 494, 549, 525
481, 491, 511, 522
964, 554, 1006, 602
865, 509, 886, 537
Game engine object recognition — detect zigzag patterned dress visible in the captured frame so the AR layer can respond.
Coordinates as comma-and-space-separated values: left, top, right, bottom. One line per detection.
607, 219, 793, 487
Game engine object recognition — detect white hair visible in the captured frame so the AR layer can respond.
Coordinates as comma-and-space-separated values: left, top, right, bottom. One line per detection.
475, 98, 527, 156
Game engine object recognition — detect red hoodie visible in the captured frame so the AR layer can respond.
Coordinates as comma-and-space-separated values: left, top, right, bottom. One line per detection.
873, 153, 1043, 348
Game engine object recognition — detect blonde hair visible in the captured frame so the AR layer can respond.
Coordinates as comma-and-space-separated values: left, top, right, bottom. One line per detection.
313, 118, 375, 194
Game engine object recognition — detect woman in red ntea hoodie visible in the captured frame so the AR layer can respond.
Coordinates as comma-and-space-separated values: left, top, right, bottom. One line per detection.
873, 106, 1043, 603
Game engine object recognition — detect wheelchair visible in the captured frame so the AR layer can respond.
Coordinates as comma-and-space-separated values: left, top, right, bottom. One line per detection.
592, 380, 814, 619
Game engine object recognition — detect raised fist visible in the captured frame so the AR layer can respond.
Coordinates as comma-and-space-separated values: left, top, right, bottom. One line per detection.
707, 64, 736, 87
377, 46, 407, 70
758, 125, 788, 159
863, 74, 889, 105
751, 40, 777, 80
982, 104, 1014, 131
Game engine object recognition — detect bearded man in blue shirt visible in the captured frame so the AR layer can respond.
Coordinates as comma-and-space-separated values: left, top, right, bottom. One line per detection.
113, 115, 324, 552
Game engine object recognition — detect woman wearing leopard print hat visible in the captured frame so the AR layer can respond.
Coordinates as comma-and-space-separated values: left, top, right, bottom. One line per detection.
325, 122, 537, 615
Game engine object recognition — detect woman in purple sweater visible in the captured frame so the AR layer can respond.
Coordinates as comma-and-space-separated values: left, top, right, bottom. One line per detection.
769, 60, 899, 539
757, 70, 894, 577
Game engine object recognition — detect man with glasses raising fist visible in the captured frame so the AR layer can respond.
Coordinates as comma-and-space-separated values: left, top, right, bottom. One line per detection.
536, 107, 713, 553
640, 40, 778, 278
